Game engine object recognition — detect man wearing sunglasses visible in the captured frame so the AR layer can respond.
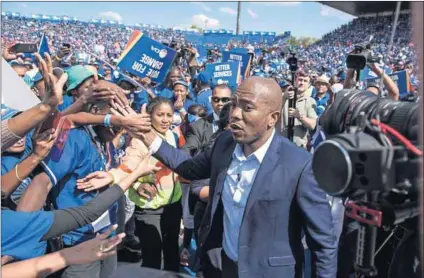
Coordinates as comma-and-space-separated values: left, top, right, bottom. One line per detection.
182, 84, 232, 157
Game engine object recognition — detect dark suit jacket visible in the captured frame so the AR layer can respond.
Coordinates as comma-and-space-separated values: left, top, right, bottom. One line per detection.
154, 130, 338, 278
181, 114, 214, 157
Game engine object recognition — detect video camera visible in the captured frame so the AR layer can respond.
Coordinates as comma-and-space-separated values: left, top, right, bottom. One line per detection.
346, 42, 381, 70
312, 88, 422, 277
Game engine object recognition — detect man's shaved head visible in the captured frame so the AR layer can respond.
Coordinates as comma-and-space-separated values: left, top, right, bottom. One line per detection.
229, 76, 282, 155
237, 76, 283, 113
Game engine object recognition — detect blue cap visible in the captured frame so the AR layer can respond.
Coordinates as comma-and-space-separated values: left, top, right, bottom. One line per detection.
33, 71, 43, 84
1, 104, 21, 120
117, 74, 139, 88
194, 71, 212, 84
8, 60, 20, 66
173, 79, 189, 88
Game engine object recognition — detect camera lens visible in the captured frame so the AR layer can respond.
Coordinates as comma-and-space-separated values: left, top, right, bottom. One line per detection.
320, 89, 419, 143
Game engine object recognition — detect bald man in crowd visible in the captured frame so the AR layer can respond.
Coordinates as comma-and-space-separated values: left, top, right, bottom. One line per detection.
134, 77, 338, 278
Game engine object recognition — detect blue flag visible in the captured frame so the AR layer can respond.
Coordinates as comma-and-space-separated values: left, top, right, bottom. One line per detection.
117, 31, 177, 84
222, 51, 251, 78
38, 33, 50, 58
206, 61, 241, 89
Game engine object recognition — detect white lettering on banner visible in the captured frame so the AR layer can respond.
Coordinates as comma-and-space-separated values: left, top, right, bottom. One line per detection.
139, 54, 164, 70
151, 45, 160, 53
132, 61, 147, 74
213, 71, 232, 78
229, 54, 242, 61
215, 64, 231, 71
391, 75, 399, 82
147, 68, 160, 79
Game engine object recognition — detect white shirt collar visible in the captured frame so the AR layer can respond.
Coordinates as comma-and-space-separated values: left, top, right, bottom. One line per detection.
213, 112, 220, 121
233, 128, 276, 164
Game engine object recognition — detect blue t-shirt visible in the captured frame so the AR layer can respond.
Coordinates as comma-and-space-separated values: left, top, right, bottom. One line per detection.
58, 94, 74, 112
133, 89, 149, 113
195, 88, 213, 115
311, 91, 331, 117
1, 134, 33, 206
188, 84, 196, 100
1, 209, 53, 260
40, 127, 118, 246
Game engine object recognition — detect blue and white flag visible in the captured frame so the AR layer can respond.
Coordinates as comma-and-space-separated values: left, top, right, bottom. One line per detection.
38, 33, 50, 58
117, 31, 177, 84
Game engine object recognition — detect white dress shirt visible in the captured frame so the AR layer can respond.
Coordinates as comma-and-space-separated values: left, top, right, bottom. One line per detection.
212, 112, 220, 133
222, 129, 275, 262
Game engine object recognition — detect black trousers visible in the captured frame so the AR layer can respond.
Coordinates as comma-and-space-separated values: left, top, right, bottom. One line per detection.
222, 250, 238, 278
193, 201, 222, 278
193, 200, 207, 246
134, 201, 182, 272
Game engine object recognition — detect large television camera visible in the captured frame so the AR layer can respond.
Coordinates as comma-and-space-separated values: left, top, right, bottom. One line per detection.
312, 89, 422, 277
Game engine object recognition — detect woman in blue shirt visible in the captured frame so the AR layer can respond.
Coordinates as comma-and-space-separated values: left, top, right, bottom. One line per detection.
171, 80, 196, 130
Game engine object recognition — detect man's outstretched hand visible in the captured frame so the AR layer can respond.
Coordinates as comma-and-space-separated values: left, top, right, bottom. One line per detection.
110, 103, 157, 147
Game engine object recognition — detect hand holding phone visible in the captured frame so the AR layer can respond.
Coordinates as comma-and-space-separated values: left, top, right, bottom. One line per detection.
10, 43, 37, 54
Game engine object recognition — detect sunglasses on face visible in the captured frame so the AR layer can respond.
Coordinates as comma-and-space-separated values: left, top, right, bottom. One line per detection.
212, 97, 231, 104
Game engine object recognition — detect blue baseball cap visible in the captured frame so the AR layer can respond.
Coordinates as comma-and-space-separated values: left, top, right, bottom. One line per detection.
117, 74, 139, 89
1, 104, 21, 120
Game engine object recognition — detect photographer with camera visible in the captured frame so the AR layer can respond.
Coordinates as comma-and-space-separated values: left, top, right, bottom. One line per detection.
344, 62, 400, 101
281, 71, 318, 149
184, 43, 199, 77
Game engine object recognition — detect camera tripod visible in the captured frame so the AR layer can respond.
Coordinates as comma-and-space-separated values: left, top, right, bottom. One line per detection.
346, 193, 420, 278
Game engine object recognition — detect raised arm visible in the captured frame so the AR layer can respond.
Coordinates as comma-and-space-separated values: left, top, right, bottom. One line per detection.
1, 225, 123, 278
136, 130, 213, 181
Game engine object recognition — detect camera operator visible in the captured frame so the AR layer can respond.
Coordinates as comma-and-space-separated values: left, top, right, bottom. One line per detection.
183, 43, 199, 77
207, 47, 221, 64
171, 41, 184, 68
281, 71, 318, 149
344, 63, 399, 100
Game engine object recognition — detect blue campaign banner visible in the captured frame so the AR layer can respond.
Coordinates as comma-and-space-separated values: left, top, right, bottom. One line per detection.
360, 66, 392, 82
231, 48, 248, 54
117, 31, 177, 84
365, 70, 410, 97
205, 61, 241, 89
222, 51, 251, 78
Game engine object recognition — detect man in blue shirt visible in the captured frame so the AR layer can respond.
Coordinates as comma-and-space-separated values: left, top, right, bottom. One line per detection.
155, 67, 183, 99
193, 71, 213, 115
311, 75, 331, 117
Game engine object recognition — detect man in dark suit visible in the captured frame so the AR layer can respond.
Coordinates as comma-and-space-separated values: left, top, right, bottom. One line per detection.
182, 84, 232, 157
181, 84, 232, 277
135, 77, 338, 278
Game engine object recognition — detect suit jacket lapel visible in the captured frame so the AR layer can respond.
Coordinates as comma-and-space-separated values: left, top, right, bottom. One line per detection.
211, 137, 236, 216
204, 114, 214, 140
243, 134, 282, 218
